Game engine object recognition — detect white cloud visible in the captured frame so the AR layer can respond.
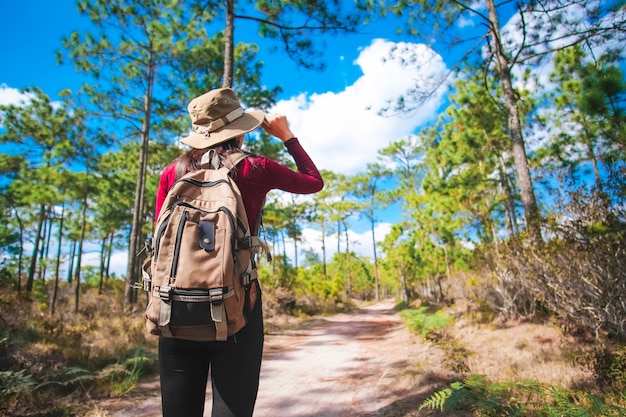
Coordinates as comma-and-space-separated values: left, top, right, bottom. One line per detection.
0, 84, 34, 106
105, 251, 129, 277
270, 39, 449, 175
457, 16, 475, 28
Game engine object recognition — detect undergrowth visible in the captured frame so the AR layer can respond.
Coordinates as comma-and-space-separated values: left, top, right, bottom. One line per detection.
399, 305, 452, 337
0, 284, 157, 417
420, 374, 626, 416
397, 303, 626, 414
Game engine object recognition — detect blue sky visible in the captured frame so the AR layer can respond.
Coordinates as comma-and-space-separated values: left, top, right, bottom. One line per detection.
0, 1, 481, 272
0, 1, 413, 103
0, 2, 92, 96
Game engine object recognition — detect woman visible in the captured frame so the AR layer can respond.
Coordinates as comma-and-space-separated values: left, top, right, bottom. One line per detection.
154, 87, 324, 417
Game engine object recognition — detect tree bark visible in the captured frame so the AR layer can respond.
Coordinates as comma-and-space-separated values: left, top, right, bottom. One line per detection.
223, 0, 235, 88
370, 215, 380, 301
485, 0, 542, 244
99, 235, 107, 294
67, 240, 75, 285
51, 203, 65, 314
499, 155, 518, 238
400, 267, 408, 303
74, 195, 88, 313
41, 205, 54, 281
105, 233, 113, 283
125, 62, 155, 308
26, 204, 45, 292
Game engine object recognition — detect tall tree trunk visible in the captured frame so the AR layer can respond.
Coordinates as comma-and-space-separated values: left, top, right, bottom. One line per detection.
399, 267, 408, 303
26, 204, 46, 292
491, 223, 500, 252
499, 156, 518, 238
370, 214, 380, 301
51, 203, 65, 314
41, 205, 54, 281
223, 0, 235, 88
67, 240, 76, 285
16, 212, 23, 292
37, 210, 51, 282
74, 195, 88, 313
486, 0, 542, 244
99, 235, 107, 294
105, 233, 113, 282
125, 62, 155, 308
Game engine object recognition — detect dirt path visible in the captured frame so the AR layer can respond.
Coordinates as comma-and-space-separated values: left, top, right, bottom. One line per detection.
102, 300, 451, 417
255, 299, 439, 417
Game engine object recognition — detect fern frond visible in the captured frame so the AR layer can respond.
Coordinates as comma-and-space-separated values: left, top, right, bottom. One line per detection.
0, 369, 37, 396
97, 363, 130, 380
36, 366, 94, 389
420, 387, 454, 411
419, 379, 474, 412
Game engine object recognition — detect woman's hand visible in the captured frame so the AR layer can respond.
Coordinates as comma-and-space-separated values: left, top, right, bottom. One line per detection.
262, 113, 296, 143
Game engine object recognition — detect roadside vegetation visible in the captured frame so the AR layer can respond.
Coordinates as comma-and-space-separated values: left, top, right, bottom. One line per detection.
1, 195, 624, 415
0, 281, 156, 416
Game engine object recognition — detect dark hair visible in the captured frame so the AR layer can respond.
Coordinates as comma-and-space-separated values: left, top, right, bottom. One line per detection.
174, 138, 255, 181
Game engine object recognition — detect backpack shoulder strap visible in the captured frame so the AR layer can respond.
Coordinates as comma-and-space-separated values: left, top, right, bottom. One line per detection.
200, 150, 247, 171
222, 151, 247, 171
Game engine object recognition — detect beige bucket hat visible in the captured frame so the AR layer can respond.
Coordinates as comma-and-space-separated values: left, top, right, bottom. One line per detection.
180, 88, 265, 149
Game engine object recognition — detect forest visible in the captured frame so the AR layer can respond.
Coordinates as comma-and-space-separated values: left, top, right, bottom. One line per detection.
0, 0, 625, 416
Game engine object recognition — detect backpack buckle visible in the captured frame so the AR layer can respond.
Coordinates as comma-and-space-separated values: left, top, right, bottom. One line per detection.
240, 272, 251, 286
240, 269, 258, 286
235, 236, 251, 250
208, 288, 224, 302
158, 286, 172, 302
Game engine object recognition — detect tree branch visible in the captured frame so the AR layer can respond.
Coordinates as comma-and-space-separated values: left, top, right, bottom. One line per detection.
233, 13, 355, 32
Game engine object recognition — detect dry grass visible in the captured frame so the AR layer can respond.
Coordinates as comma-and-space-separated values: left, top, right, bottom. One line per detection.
0, 283, 158, 417
450, 316, 595, 387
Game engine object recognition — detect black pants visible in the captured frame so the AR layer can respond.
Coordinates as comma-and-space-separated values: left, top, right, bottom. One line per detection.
158, 293, 264, 417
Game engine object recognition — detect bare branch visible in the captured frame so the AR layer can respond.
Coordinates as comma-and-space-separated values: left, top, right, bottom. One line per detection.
233, 13, 356, 33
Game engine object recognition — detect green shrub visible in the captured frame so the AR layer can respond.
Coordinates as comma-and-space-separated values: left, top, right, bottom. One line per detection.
400, 306, 452, 337
97, 348, 157, 396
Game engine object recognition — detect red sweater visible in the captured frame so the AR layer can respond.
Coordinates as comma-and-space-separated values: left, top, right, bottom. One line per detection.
155, 138, 324, 234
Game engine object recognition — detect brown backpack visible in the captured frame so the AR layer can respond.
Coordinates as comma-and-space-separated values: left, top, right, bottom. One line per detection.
142, 151, 266, 341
